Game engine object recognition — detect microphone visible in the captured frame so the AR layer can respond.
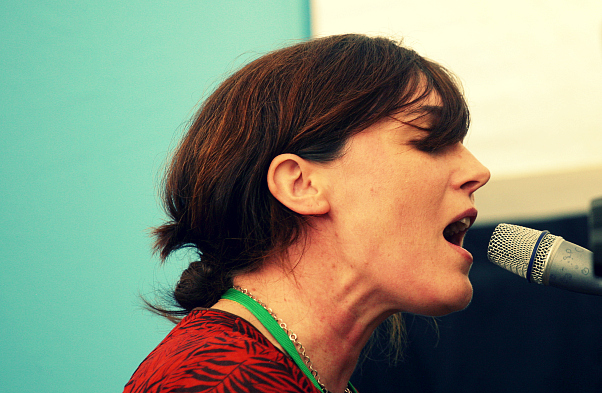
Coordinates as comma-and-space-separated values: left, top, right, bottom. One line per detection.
487, 223, 602, 296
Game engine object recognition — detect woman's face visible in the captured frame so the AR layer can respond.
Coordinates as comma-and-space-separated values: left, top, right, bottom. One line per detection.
320, 105, 490, 316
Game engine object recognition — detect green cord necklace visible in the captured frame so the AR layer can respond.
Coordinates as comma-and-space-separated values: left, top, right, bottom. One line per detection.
221, 287, 357, 393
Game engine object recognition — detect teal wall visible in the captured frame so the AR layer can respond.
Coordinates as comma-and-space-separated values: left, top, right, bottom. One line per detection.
0, 2, 310, 392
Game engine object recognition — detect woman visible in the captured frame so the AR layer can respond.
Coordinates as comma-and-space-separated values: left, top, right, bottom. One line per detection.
124, 34, 490, 393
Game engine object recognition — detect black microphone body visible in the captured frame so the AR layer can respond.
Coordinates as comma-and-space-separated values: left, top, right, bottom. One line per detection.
487, 223, 602, 296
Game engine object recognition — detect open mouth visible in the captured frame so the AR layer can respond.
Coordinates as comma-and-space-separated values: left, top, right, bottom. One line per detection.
443, 217, 472, 246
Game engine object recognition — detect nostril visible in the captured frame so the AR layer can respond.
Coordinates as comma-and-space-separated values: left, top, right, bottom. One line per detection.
460, 165, 490, 193
455, 146, 490, 193
461, 180, 483, 193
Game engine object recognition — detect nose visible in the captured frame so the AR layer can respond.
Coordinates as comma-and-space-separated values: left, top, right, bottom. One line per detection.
455, 144, 491, 195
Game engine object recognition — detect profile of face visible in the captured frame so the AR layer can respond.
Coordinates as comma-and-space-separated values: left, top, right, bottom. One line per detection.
317, 95, 491, 317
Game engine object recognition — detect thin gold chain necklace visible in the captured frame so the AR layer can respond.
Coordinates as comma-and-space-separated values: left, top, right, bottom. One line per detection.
233, 286, 351, 393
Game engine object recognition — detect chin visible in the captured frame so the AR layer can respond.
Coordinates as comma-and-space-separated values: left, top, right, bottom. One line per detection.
420, 282, 474, 317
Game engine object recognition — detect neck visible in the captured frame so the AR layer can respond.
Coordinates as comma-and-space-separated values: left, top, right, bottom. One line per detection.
219, 250, 396, 393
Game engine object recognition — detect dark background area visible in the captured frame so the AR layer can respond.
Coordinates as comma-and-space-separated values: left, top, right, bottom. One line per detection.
351, 215, 602, 393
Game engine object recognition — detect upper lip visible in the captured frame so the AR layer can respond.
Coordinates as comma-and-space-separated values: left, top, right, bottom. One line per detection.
449, 208, 478, 229
442, 208, 478, 246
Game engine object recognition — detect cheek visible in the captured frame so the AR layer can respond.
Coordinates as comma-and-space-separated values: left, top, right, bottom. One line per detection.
394, 179, 446, 227
361, 175, 443, 239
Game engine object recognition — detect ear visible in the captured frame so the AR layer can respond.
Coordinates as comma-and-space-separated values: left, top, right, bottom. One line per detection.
267, 154, 330, 215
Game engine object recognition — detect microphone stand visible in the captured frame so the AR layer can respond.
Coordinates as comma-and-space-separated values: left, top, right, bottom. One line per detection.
590, 197, 602, 276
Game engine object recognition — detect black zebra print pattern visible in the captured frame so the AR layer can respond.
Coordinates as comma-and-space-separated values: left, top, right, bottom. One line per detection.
124, 309, 321, 393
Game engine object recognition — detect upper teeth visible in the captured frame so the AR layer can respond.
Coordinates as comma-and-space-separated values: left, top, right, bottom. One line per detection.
444, 217, 471, 236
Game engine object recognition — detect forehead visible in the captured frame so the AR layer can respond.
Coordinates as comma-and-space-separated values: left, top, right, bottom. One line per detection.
397, 83, 470, 152
346, 111, 428, 152
394, 91, 444, 126
338, 91, 446, 152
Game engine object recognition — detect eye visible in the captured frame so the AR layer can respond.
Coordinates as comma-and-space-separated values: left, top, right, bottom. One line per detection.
414, 140, 453, 155
414, 132, 465, 155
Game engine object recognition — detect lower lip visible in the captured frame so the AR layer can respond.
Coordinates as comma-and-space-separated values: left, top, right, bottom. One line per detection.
448, 241, 474, 264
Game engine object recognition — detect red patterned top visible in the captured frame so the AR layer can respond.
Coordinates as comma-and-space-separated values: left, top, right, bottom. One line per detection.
123, 309, 321, 393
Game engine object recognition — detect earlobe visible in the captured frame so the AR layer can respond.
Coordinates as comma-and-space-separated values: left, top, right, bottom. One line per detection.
267, 154, 330, 215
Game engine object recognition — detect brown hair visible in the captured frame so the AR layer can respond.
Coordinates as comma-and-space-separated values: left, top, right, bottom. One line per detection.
150, 34, 469, 321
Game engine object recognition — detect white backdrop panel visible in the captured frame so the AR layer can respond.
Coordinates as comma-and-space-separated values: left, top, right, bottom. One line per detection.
312, 0, 602, 178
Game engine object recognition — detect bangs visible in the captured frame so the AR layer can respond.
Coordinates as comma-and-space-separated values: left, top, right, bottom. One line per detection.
404, 59, 470, 153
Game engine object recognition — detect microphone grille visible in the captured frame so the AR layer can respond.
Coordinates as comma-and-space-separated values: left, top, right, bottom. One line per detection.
487, 223, 559, 283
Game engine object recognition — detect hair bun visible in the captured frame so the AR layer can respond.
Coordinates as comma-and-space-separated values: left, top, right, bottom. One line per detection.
173, 261, 231, 310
